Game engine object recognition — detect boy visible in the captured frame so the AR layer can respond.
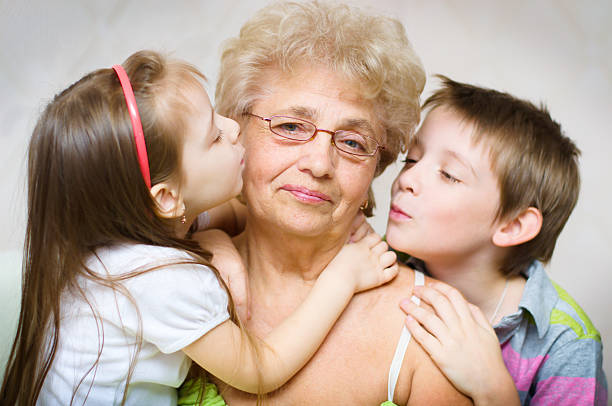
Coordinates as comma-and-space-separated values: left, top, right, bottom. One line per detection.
388, 76, 607, 405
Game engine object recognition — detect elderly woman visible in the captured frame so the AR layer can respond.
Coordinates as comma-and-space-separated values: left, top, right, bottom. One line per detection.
208, 2, 470, 404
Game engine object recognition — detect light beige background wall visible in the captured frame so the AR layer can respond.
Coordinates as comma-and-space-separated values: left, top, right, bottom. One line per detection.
1, 0, 610, 392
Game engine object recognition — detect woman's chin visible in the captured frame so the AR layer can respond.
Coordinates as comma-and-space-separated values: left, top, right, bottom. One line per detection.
280, 218, 334, 238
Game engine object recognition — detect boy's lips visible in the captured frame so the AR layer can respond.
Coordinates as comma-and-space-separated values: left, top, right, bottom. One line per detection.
389, 204, 412, 221
281, 184, 332, 203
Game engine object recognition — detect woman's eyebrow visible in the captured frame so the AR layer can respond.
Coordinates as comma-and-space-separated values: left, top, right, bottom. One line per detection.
277, 106, 316, 120
339, 118, 376, 135
275, 107, 377, 136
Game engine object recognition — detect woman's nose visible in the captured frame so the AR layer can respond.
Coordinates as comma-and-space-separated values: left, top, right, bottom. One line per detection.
297, 131, 335, 178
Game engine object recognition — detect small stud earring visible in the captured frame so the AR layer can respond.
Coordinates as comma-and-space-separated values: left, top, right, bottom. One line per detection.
360, 200, 369, 211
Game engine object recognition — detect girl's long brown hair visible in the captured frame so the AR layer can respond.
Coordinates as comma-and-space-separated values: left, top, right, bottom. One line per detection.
0, 50, 242, 405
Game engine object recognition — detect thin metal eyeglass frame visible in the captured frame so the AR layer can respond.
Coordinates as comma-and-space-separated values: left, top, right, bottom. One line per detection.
246, 113, 385, 157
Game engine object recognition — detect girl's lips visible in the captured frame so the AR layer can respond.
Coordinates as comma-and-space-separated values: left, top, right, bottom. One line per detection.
389, 204, 412, 221
281, 185, 331, 203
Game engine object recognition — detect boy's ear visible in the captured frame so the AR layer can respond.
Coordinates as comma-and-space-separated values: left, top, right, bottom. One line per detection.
492, 207, 543, 247
149, 182, 185, 219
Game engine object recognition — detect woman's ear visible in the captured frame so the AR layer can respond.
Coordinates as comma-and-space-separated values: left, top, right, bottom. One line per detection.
492, 207, 543, 247
149, 182, 185, 219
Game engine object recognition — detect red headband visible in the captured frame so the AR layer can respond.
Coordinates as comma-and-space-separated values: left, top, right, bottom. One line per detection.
112, 64, 151, 189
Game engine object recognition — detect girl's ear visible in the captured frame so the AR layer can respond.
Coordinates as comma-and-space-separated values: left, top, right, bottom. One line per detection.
492, 207, 543, 247
149, 182, 185, 219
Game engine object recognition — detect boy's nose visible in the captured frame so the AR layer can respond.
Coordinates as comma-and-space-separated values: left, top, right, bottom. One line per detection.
397, 165, 419, 195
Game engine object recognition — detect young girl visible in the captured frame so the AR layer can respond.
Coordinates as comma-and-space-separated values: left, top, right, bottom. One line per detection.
0, 50, 398, 406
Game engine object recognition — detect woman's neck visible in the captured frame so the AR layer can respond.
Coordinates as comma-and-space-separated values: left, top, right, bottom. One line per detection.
233, 222, 349, 332
237, 221, 346, 287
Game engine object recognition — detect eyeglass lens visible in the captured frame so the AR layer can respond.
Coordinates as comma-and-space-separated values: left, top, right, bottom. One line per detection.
268, 116, 378, 156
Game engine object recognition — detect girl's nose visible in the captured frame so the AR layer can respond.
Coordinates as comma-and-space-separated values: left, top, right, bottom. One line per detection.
223, 115, 240, 143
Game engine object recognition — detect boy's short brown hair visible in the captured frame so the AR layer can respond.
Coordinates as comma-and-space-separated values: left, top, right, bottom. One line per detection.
423, 75, 581, 276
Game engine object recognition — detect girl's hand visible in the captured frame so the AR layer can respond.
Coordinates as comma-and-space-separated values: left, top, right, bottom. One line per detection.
399, 281, 519, 405
347, 212, 374, 243
193, 229, 250, 321
329, 232, 398, 293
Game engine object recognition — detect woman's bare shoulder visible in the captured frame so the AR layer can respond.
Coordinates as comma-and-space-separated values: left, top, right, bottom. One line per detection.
218, 263, 471, 405
344, 264, 472, 405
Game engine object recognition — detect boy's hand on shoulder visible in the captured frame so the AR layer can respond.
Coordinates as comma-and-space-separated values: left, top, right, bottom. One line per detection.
399, 281, 519, 406
193, 229, 250, 321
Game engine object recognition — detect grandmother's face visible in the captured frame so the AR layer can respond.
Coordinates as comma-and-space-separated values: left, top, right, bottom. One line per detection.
241, 65, 382, 238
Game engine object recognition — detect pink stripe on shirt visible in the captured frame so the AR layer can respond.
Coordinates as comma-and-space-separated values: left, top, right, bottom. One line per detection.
501, 342, 549, 391
532, 376, 601, 406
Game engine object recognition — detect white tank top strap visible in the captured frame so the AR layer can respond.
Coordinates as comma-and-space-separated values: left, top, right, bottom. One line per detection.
386, 270, 425, 403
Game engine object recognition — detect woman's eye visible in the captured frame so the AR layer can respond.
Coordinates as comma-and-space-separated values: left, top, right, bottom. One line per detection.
340, 138, 366, 151
335, 132, 369, 153
281, 123, 298, 131
276, 122, 308, 134
440, 170, 460, 184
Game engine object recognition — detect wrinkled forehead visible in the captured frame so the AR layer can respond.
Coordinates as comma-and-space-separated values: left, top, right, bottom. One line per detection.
253, 64, 386, 140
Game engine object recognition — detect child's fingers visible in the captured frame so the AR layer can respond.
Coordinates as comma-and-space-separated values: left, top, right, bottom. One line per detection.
423, 281, 474, 325
468, 303, 492, 330
405, 314, 442, 358
400, 301, 449, 344
360, 231, 382, 248
371, 239, 389, 256
349, 218, 374, 243
378, 250, 397, 269
381, 263, 399, 284
347, 212, 366, 242
412, 286, 462, 334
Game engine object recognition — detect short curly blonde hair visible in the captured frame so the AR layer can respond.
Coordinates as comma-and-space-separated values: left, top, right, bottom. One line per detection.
216, 0, 425, 178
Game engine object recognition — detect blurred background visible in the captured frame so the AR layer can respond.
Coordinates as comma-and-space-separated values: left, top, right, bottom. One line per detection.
1, 0, 610, 390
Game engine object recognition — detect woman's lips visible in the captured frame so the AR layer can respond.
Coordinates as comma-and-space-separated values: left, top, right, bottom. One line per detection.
389, 204, 412, 221
281, 185, 331, 203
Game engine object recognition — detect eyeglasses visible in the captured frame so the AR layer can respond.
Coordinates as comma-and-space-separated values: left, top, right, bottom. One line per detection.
247, 113, 384, 157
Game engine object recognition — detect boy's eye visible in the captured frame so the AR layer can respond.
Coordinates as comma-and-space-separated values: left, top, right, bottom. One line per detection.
440, 170, 460, 184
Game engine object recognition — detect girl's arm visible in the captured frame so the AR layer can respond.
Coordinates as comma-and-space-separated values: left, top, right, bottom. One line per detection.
399, 281, 519, 406
197, 198, 246, 236
183, 232, 398, 394
193, 229, 250, 322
